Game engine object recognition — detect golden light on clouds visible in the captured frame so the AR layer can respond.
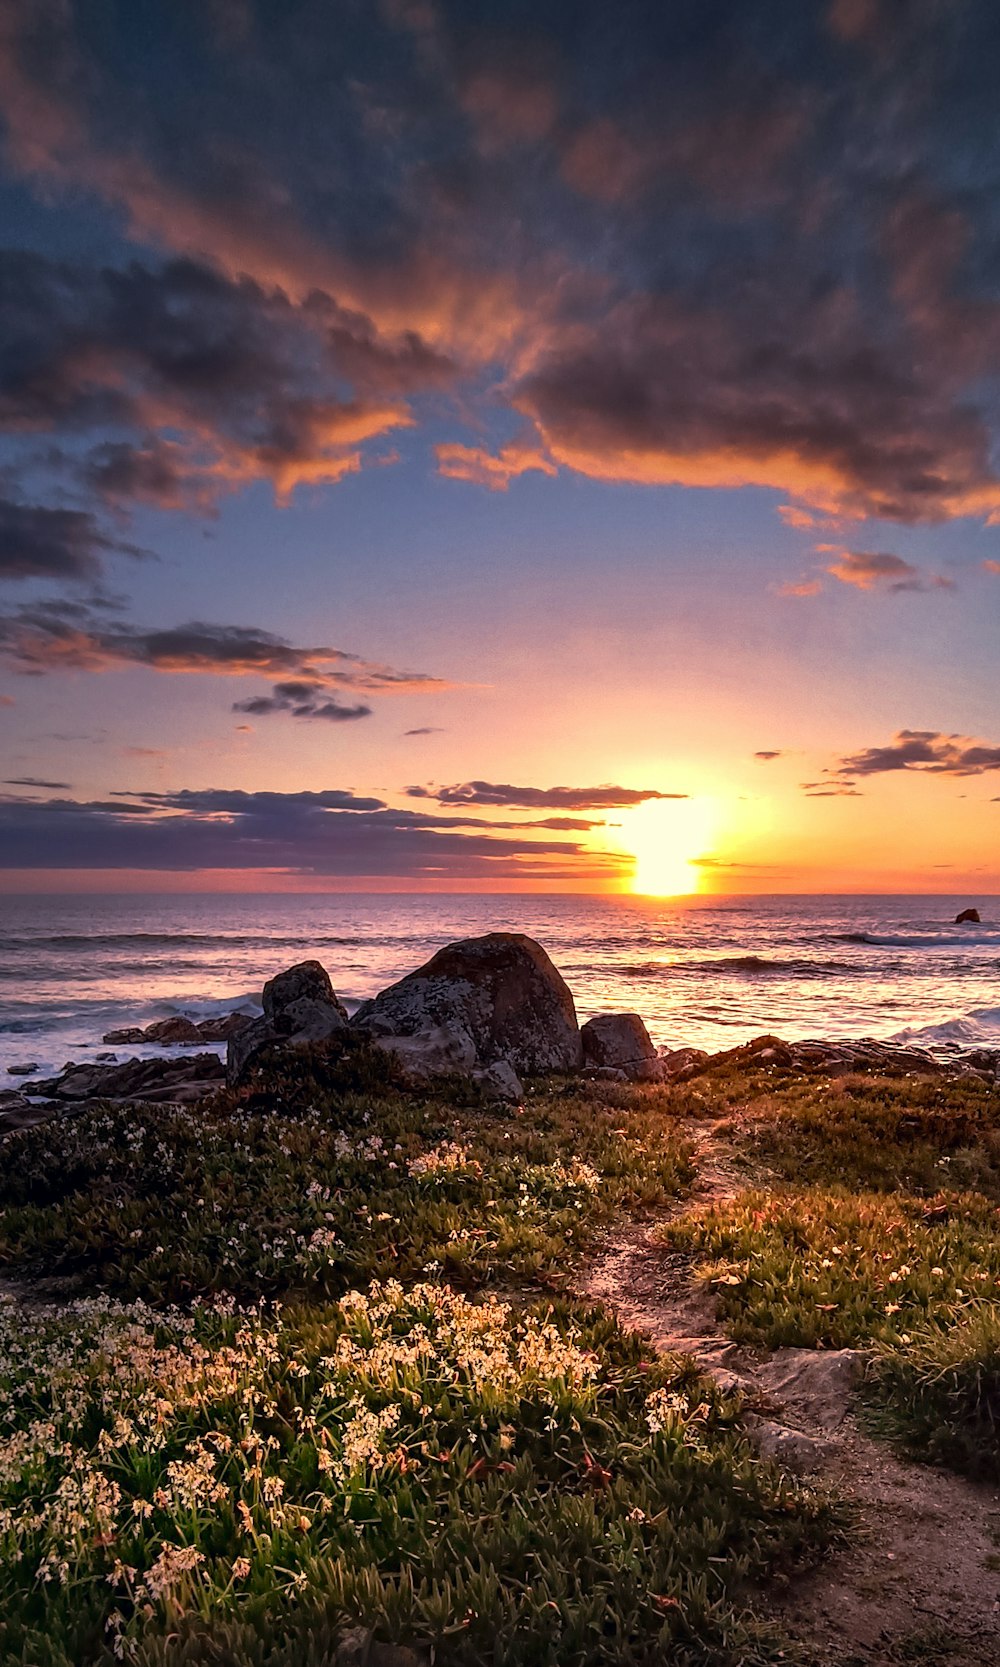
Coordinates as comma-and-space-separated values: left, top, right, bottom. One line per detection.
622, 797, 718, 896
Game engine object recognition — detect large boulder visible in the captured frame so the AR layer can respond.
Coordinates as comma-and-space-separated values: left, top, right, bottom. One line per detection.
353, 933, 582, 1073
227, 960, 349, 1083
581, 1013, 660, 1079
956, 907, 981, 924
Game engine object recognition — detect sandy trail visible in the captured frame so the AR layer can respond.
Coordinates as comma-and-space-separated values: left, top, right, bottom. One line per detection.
580, 1120, 1000, 1665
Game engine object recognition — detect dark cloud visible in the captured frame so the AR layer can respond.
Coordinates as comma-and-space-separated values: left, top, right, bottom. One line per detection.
0, 497, 138, 581
404, 726, 446, 736
835, 730, 1000, 778
4, 775, 72, 790
0, 247, 451, 517
0, 785, 624, 880
407, 780, 685, 809
231, 689, 373, 722
5, 1, 1000, 527
825, 549, 955, 593
754, 750, 783, 761
0, 606, 446, 716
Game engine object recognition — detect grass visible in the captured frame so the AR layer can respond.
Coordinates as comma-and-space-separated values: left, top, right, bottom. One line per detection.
0, 1050, 841, 1666
740, 1073, 1000, 1198
658, 1066, 1000, 1479
0, 1053, 695, 1304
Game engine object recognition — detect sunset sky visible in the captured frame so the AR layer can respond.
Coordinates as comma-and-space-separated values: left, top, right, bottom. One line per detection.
1, 0, 999, 893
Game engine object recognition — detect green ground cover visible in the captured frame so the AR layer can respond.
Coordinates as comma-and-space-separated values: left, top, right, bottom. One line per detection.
0, 1055, 838, 1667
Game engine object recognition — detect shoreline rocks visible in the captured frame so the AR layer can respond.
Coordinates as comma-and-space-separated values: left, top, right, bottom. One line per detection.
104, 1011, 254, 1046
30, 1052, 226, 1105
9, 932, 1000, 1114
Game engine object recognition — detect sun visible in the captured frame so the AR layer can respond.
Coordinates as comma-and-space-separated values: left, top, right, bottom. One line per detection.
623, 798, 717, 896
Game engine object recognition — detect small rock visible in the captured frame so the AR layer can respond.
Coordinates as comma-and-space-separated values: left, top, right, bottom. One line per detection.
262, 960, 348, 1025
744, 1415, 830, 1473
581, 1013, 659, 1078
756, 1348, 862, 1432
375, 1024, 477, 1084
472, 1059, 523, 1102
195, 1011, 254, 1041
143, 1016, 203, 1045
227, 960, 349, 1083
6, 1062, 38, 1075
334, 1628, 426, 1667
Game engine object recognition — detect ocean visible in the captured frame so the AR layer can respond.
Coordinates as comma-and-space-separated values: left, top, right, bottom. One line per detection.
2, 892, 999, 1080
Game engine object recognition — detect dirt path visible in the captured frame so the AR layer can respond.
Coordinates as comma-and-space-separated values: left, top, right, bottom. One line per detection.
580, 1119, 1000, 1666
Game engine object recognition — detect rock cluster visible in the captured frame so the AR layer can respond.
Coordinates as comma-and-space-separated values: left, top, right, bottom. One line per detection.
103, 1012, 253, 1045
31, 1052, 225, 1105
10, 931, 1000, 1117
686, 1030, 1000, 1083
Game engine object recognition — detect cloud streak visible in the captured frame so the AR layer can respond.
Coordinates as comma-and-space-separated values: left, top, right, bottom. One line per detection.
0, 785, 625, 880
0, 498, 139, 581
0, 606, 448, 723
407, 780, 685, 810
825, 549, 954, 593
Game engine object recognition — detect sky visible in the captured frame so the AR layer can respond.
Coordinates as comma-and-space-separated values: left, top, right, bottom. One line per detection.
0, 0, 999, 894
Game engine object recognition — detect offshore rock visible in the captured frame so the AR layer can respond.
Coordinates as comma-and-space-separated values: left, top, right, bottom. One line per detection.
353, 933, 582, 1074
581, 1013, 661, 1079
955, 907, 981, 923
103, 1011, 254, 1046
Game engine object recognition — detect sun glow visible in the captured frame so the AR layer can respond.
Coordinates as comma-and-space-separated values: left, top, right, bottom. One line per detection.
624, 798, 718, 896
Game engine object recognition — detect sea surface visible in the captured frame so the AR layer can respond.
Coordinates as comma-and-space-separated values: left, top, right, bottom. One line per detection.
2, 892, 1000, 1080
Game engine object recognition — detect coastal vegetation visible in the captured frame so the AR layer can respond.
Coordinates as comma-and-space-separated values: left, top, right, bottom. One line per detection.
2, 1033, 999, 1664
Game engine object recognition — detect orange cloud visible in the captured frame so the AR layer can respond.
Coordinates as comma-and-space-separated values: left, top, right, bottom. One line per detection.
777, 504, 820, 529
776, 577, 823, 597
435, 439, 557, 491
826, 549, 954, 592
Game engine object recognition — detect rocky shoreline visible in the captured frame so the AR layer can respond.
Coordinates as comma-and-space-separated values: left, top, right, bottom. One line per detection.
3, 929, 998, 1129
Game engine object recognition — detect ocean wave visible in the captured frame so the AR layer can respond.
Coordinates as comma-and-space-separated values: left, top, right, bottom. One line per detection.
0, 931, 382, 952
829, 930, 1000, 950
615, 954, 858, 979
890, 1006, 1000, 1046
